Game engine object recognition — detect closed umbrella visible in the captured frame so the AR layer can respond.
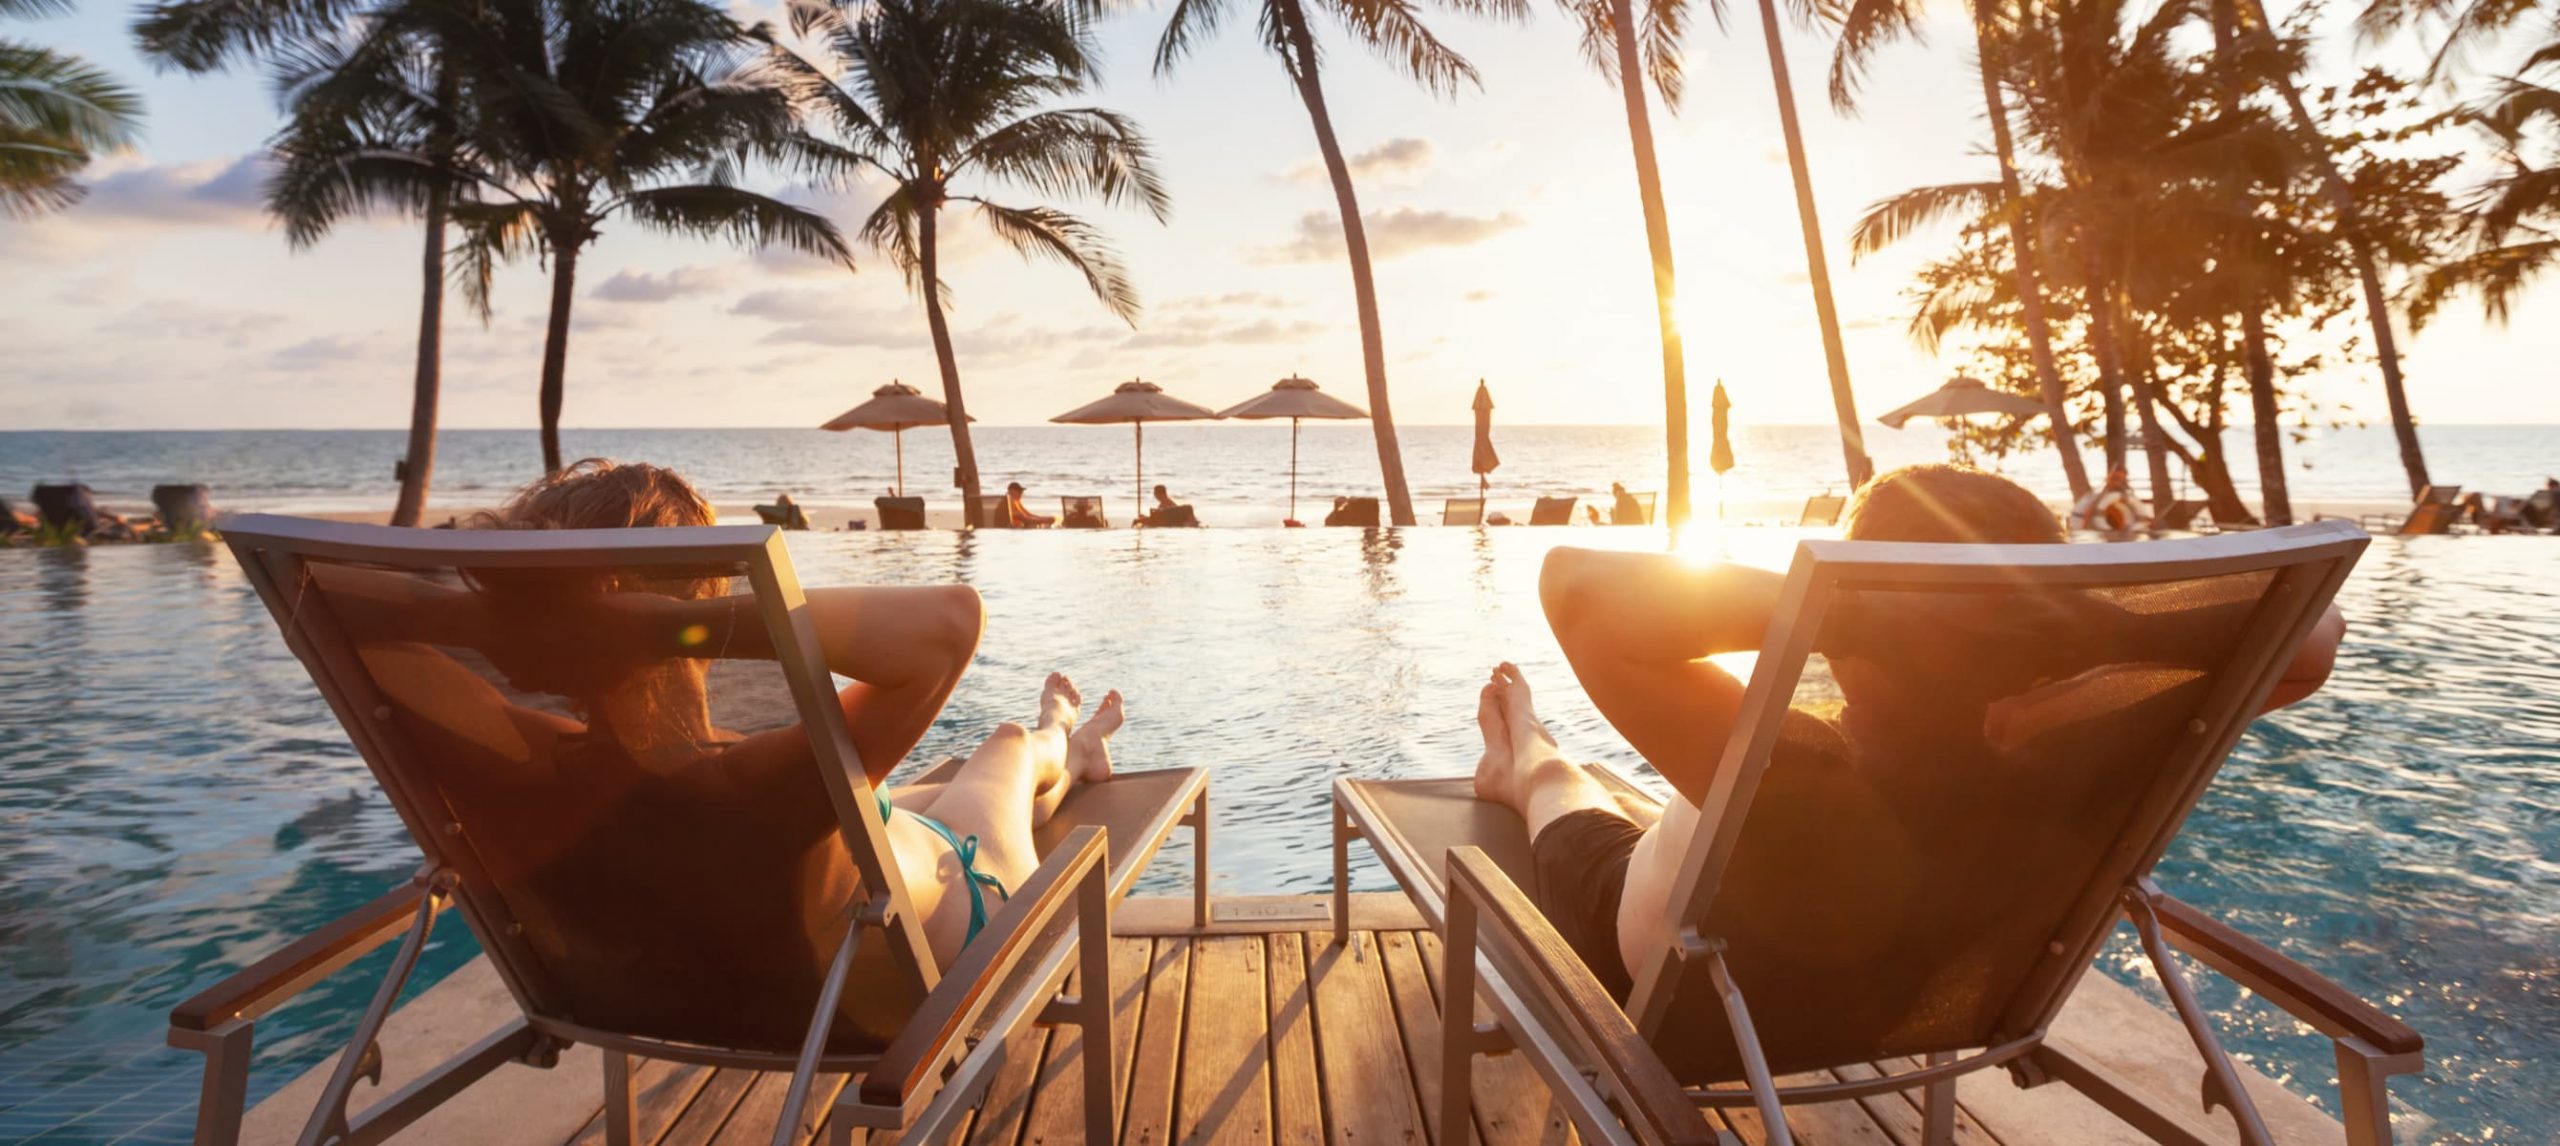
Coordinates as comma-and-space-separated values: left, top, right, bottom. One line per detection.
1217, 374, 1369, 522
1470, 380, 1500, 499
1876, 376, 2049, 430
1709, 381, 1735, 521
1051, 379, 1223, 508
820, 380, 967, 496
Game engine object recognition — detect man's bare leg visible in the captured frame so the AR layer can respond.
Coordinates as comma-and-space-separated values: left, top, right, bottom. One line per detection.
1473, 663, 1619, 839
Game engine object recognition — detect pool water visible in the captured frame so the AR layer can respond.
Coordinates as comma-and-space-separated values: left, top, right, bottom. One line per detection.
1, 527, 2552, 1144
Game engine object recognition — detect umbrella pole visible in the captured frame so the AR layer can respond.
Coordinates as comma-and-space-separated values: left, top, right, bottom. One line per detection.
895, 430, 905, 497
1290, 417, 1300, 521
1135, 421, 1144, 512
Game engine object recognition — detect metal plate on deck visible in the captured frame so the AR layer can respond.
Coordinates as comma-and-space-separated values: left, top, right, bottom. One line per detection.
1212, 900, 1332, 923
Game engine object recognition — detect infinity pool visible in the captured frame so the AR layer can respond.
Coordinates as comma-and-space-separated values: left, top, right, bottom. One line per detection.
1, 528, 2552, 1144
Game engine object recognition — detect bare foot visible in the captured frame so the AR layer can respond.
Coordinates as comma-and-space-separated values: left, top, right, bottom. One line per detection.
1494, 662, 1563, 768
1472, 677, 1512, 804
1039, 672, 1082, 734
1068, 690, 1122, 782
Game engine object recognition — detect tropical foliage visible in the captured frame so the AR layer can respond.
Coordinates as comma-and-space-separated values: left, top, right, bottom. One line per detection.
2412, 42, 2560, 326
778, 0, 1168, 527
3, 0, 142, 217
1153, 0, 1514, 526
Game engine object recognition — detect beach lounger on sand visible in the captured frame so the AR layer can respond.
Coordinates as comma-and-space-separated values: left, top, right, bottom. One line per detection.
2156, 498, 2209, 531
2361, 485, 2460, 534
1327, 497, 1381, 527
1444, 498, 1486, 526
179, 517, 1210, 1146
1530, 497, 1577, 525
31, 482, 105, 536
1332, 521, 2422, 1146
1798, 494, 1845, 527
873, 496, 926, 531
152, 484, 216, 535
975, 494, 1020, 528
1060, 496, 1108, 528
754, 500, 812, 530
1615, 491, 1657, 525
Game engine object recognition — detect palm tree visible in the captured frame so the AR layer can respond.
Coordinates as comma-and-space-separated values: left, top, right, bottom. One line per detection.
136, 0, 457, 525
1832, 0, 2093, 498
1153, 0, 1511, 527
4, 0, 142, 217
428, 0, 853, 474
780, 0, 1167, 529
1749, 0, 1871, 487
2204, 0, 2290, 523
2410, 43, 2560, 326
1555, 0, 1695, 526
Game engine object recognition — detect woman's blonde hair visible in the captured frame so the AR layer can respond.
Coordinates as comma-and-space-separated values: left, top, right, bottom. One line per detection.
467, 459, 724, 601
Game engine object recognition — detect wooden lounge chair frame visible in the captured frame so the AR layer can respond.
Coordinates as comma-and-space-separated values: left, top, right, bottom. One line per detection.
1333, 521, 2421, 1146
1529, 497, 1577, 526
1444, 498, 1487, 526
1059, 495, 1109, 529
2359, 485, 2459, 534
1615, 491, 1657, 525
178, 516, 1209, 1146
873, 496, 926, 531
1797, 494, 1845, 527
754, 501, 812, 531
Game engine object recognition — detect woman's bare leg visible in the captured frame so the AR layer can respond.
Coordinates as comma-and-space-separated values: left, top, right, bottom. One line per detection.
1473, 663, 1617, 838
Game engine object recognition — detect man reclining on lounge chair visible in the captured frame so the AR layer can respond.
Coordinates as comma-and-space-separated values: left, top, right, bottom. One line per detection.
1473, 464, 2349, 1000
313, 459, 1124, 969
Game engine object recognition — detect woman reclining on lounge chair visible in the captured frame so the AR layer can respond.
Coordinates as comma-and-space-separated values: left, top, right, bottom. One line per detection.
1474, 464, 2349, 1000
315, 459, 1123, 969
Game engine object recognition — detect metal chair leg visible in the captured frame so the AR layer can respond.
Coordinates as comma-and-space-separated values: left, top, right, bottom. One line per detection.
1188, 794, 1212, 929
1331, 797, 1353, 946
171, 1019, 254, 1146
1921, 1051, 1956, 1146
602, 1052, 634, 1146
1441, 891, 1483, 1146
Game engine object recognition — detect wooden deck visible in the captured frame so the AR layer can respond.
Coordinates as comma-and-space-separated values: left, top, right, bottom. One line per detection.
235, 896, 2344, 1146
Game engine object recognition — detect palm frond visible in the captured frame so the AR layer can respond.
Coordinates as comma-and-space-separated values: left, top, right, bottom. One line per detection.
0, 40, 145, 154
1152, 0, 1233, 75
130, 0, 364, 73
1320, 0, 1480, 95
955, 107, 1169, 219
445, 198, 545, 320
857, 182, 926, 293
966, 196, 1140, 323
617, 183, 856, 269
1826, 0, 1924, 113
1850, 180, 2003, 259
2407, 236, 2557, 326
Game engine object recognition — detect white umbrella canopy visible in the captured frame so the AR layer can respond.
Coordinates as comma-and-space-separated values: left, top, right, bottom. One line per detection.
1217, 375, 1370, 522
1050, 379, 1223, 508
820, 381, 968, 496
1877, 376, 2051, 429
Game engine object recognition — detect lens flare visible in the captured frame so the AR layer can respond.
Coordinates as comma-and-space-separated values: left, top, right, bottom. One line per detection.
678, 623, 711, 648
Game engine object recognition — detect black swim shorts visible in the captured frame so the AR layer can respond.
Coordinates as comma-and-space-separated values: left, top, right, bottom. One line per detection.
1529, 808, 1644, 1002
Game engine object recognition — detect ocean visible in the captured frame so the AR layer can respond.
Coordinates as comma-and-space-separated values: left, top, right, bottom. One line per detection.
2, 423, 2552, 521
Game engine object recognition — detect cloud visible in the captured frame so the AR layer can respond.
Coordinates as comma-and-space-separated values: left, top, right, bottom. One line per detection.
1253, 207, 1525, 263
1777, 270, 1811, 286
271, 334, 382, 372
1122, 315, 1326, 349
1286, 138, 1437, 183
733, 287, 859, 323
592, 266, 732, 302
762, 323, 930, 349
1157, 291, 1294, 312
1464, 289, 1495, 302
77, 154, 273, 227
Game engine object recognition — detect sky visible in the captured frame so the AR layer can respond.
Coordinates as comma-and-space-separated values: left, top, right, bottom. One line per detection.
3, 0, 2552, 431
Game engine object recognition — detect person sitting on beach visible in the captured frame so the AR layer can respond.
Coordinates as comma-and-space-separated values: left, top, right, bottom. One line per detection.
1004, 481, 1055, 528
2069, 467, 2144, 532
1469, 464, 2349, 1000
315, 460, 1124, 970
1610, 482, 1644, 525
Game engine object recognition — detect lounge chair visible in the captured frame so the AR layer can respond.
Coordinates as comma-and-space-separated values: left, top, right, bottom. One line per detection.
1529, 497, 1577, 526
151, 484, 217, 536
2523, 489, 2557, 531
1444, 498, 1486, 526
1331, 521, 2421, 1146
2156, 498, 2210, 531
1060, 496, 1108, 529
178, 517, 1210, 1146
755, 500, 813, 531
1326, 497, 1382, 528
1148, 504, 1201, 528
873, 496, 926, 531
2360, 485, 2460, 534
1614, 491, 1657, 525
31, 482, 105, 537
976, 494, 1019, 528
1797, 494, 1845, 527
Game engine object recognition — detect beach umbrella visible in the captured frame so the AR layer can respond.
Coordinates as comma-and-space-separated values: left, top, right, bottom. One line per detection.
1876, 376, 2050, 430
820, 380, 967, 496
1470, 380, 1500, 499
1709, 381, 1735, 522
1217, 374, 1369, 522
1052, 379, 1223, 508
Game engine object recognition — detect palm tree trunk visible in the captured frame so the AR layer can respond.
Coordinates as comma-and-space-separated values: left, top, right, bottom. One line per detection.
1603, 0, 1691, 528
392, 178, 447, 526
2124, 316, 2176, 513
2207, 0, 2292, 525
1755, 0, 1871, 488
1973, 4, 2091, 499
538, 236, 578, 476
2081, 246, 2130, 474
919, 205, 984, 528
1277, 1, 1415, 526
2240, 0, 2428, 498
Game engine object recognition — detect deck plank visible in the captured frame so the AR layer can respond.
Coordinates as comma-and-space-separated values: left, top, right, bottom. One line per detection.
1265, 934, 1327, 1146
959, 1013, 1055, 1146
564, 1058, 712, 1146
1307, 930, 1426, 1145
1410, 931, 1574, 1146
1180, 936, 1274, 1146
1123, 939, 1194, 1145
1372, 933, 1452, 1146
702, 1072, 846, 1146
1718, 1074, 1896, 1146
655, 1068, 759, 1146
1018, 936, 1151, 1145
1830, 1061, 2002, 1146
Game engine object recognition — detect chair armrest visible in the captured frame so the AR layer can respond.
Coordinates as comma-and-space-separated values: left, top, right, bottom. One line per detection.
1446, 847, 1714, 1144
2152, 894, 2422, 1056
859, 825, 1110, 1109
170, 883, 432, 1033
